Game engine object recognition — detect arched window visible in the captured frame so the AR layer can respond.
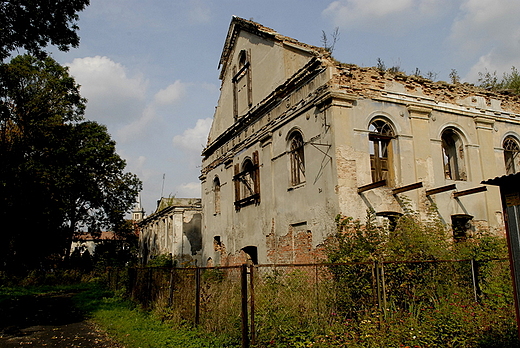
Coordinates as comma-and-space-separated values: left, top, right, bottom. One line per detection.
233, 151, 260, 209
441, 129, 466, 181
238, 50, 247, 71
213, 177, 221, 214
369, 119, 394, 183
289, 131, 305, 186
233, 50, 252, 119
241, 159, 255, 198
503, 136, 520, 175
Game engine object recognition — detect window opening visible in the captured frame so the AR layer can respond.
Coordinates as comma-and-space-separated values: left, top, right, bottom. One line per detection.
232, 50, 252, 119
242, 246, 258, 265
441, 129, 466, 181
237, 50, 248, 79
213, 177, 221, 214
213, 236, 223, 251
451, 214, 473, 242
289, 131, 305, 186
369, 119, 394, 183
504, 136, 520, 175
376, 211, 402, 232
233, 151, 260, 209
241, 159, 255, 198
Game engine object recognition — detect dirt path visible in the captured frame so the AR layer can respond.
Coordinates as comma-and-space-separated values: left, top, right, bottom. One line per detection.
0, 292, 124, 348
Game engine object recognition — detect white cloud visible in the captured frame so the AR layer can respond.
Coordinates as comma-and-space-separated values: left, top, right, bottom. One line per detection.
115, 81, 187, 143
66, 56, 148, 124
176, 182, 202, 198
154, 80, 185, 105
322, 0, 450, 33
172, 118, 212, 153
116, 105, 157, 143
450, 0, 520, 81
450, 0, 520, 54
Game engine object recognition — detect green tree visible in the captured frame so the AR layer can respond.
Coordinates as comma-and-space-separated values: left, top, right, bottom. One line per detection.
0, 0, 90, 61
0, 55, 141, 272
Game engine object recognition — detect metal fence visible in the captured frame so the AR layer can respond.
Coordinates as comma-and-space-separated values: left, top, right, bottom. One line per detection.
107, 258, 511, 347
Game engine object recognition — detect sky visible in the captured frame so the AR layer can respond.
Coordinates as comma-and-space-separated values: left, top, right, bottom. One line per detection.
48, 0, 520, 216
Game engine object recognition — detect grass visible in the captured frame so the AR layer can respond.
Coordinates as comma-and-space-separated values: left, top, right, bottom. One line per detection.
0, 282, 91, 303
72, 282, 237, 348
0, 281, 237, 348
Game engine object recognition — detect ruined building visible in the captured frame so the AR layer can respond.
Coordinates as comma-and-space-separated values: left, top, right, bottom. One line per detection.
138, 197, 202, 265
200, 17, 520, 266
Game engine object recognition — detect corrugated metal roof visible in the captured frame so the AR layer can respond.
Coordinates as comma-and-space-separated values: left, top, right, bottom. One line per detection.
482, 172, 520, 187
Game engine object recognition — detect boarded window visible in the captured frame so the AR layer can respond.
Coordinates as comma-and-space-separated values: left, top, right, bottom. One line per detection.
504, 136, 520, 175
233, 151, 260, 209
441, 129, 466, 181
289, 131, 305, 186
213, 177, 221, 214
369, 119, 394, 184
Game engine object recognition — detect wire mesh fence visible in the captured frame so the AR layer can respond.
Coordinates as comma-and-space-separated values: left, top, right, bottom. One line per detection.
108, 258, 513, 347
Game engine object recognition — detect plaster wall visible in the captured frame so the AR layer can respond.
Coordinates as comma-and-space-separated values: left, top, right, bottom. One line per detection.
201, 17, 520, 266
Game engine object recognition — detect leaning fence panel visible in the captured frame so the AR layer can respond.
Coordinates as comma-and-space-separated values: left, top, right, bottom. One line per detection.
118, 258, 514, 346
198, 266, 242, 338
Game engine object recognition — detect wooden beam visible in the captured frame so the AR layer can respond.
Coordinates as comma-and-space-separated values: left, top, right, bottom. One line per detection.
392, 182, 423, 195
425, 184, 457, 196
358, 180, 387, 193
453, 186, 487, 198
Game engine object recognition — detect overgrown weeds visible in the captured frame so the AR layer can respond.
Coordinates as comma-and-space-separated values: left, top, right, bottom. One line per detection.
113, 210, 518, 347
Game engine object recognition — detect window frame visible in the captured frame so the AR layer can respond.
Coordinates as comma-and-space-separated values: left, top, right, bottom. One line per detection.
232, 49, 252, 120
288, 130, 305, 186
213, 176, 221, 215
503, 135, 520, 175
441, 128, 467, 181
368, 119, 395, 184
233, 151, 260, 209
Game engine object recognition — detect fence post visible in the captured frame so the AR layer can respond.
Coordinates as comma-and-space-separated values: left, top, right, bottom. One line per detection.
115, 268, 120, 292
374, 261, 382, 309
315, 264, 319, 320
381, 262, 387, 312
146, 268, 153, 307
107, 267, 112, 290
241, 264, 250, 348
168, 268, 175, 307
195, 267, 201, 325
470, 259, 481, 302
371, 262, 376, 307
128, 267, 136, 300
249, 264, 255, 345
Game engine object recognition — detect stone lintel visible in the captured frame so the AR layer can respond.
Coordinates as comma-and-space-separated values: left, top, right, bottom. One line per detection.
407, 104, 432, 119
474, 116, 495, 130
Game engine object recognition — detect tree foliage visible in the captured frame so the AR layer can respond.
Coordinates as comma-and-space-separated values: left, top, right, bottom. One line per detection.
0, 0, 90, 61
0, 55, 141, 271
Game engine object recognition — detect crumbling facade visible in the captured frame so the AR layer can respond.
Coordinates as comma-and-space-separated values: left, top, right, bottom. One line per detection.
138, 197, 202, 265
200, 17, 520, 266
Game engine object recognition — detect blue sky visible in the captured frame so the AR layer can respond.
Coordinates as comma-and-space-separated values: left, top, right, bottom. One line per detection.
49, 0, 520, 215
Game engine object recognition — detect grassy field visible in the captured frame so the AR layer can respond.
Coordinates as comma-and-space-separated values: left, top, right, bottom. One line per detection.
0, 281, 237, 348
73, 283, 238, 348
